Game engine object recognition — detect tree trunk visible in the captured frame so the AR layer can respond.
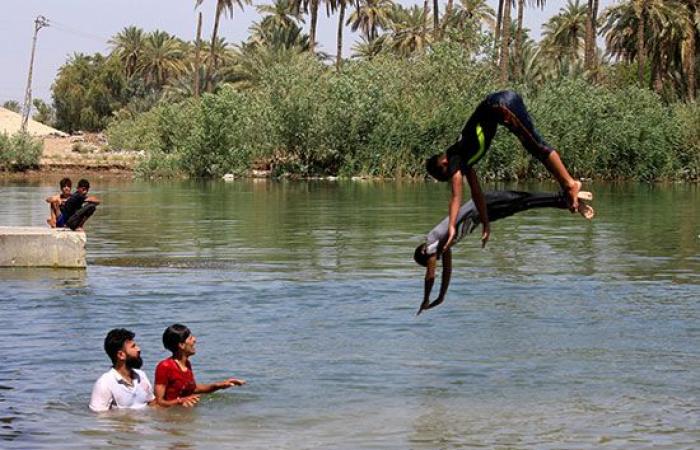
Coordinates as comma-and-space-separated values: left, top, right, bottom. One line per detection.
686, 2, 696, 101
206, 3, 222, 93
443, 0, 454, 31
515, 0, 524, 80
495, 0, 504, 56
194, 12, 203, 98
636, 4, 644, 88
424, 0, 430, 34
310, 0, 319, 53
336, 2, 345, 71
584, 0, 593, 71
433, 0, 439, 40
500, 0, 511, 83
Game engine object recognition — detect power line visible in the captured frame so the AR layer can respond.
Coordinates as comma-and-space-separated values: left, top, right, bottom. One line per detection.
48, 19, 109, 44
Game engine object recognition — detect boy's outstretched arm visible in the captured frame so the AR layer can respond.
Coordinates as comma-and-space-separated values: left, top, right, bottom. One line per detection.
418, 254, 438, 315
465, 167, 490, 248
444, 170, 464, 251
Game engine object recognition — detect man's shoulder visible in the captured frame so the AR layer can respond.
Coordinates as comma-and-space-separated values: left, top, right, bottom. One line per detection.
133, 368, 151, 382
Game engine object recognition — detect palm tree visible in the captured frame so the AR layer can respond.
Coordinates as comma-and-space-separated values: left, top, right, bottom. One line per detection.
332, 0, 352, 70
137, 31, 186, 90
351, 34, 389, 59
388, 4, 432, 57
499, 0, 513, 82
584, 0, 600, 74
228, 23, 310, 89
540, 0, 587, 67
257, 0, 305, 32
347, 0, 394, 43
195, 0, 250, 92
681, 0, 696, 100
447, 0, 496, 31
109, 26, 146, 78
602, 0, 689, 93
515, 0, 545, 80
433, 0, 440, 40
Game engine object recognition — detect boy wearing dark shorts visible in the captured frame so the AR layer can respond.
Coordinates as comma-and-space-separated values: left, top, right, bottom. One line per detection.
46, 177, 72, 228
58, 178, 101, 231
426, 91, 587, 251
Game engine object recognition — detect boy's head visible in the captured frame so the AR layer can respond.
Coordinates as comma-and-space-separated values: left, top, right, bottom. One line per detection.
426, 153, 450, 182
59, 178, 72, 195
77, 179, 90, 194
413, 243, 430, 267
162, 323, 193, 356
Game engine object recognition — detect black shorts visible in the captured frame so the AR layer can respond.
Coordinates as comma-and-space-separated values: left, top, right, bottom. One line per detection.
447, 91, 554, 175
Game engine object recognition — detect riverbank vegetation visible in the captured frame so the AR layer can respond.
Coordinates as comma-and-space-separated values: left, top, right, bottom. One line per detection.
0, 132, 43, 171
48, 0, 700, 180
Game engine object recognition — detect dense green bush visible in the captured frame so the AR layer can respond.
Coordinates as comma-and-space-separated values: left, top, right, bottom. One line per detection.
0, 132, 43, 171
105, 43, 699, 181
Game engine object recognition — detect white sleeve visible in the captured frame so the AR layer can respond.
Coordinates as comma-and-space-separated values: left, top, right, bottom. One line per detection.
140, 371, 156, 402
89, 376, 113, 412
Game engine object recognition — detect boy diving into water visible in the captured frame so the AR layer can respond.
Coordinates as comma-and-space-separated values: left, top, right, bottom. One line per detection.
426, 91, 588, 251
414, 190, 594, 315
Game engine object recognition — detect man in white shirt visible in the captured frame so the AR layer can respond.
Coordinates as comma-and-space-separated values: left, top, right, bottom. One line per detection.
89, 328, 156, 412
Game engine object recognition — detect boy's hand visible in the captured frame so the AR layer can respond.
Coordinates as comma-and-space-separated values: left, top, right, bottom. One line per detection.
481, 223, 490, 248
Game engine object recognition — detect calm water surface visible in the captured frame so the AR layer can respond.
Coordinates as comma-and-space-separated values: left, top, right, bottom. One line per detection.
0, 177, 698, 449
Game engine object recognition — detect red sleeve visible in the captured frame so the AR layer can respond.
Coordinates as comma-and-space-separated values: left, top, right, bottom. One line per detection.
154, 359, 171, 386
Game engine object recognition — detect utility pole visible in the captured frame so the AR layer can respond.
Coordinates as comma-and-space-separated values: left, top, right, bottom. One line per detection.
21, 15, 49, 133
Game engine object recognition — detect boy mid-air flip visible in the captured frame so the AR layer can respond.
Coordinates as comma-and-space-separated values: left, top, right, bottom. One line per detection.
426, 90, 590, 251
414, 190, 594, 315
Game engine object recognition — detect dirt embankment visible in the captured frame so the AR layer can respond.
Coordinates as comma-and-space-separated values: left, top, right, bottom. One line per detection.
1, 107, 141, 173
40, 134, 142, 173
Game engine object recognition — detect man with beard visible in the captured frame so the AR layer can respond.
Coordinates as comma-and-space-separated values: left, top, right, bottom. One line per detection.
89, 328, 157, 412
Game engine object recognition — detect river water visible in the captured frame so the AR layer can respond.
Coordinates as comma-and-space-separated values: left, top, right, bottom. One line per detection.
0, 177, 698, 449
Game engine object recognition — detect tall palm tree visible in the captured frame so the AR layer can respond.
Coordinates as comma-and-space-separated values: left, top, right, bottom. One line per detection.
541, 0, 587, 66
602, 0, 689, 92
347, 0, 393, 43
433, 0, 440, 39
388, 4, 432, 56
515, 0, 545, 80
331, 0, 352, 70
109, 26, 146, 78
681, 0, 696, 100
447, 0, 496, 31
584, 0, 599, 73
195, 0, 250, 91
257, 0, 305, 32
499, 0, 513, 82
137, 31, 186, 90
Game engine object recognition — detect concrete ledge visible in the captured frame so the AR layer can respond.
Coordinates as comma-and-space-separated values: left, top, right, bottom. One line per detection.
0, 227, 86, 268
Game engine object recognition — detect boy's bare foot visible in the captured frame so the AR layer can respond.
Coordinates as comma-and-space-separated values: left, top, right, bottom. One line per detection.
577, 191, 593, 201
565, 180, 582, 212
46, 219, 55, 228
577, 201, 595, 220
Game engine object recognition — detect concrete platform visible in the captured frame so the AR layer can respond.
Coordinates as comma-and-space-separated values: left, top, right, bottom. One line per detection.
0, 227, 86, 268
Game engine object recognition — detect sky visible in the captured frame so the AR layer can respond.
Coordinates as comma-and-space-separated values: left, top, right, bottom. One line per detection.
0, 0, 617, 105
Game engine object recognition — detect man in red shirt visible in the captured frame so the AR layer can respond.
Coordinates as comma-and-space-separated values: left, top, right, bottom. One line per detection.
154, 324, 246, 407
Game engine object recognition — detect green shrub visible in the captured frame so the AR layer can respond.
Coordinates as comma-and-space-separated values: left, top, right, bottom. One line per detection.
103, 42, 700, 181
0, 132, 43, 171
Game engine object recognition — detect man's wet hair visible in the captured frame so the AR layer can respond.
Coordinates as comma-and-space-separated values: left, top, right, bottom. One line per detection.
77, 179, 90, 190
413, 243, 429, 267
104, 328, 135, 366
59, 178, 72, 189
426, 154, 449, 182
163, 324, 191, 355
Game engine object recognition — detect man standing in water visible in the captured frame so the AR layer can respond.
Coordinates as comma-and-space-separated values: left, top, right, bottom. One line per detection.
426, 91, 586, 251
89, 328, 156, 412
414, 190, 594, 314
